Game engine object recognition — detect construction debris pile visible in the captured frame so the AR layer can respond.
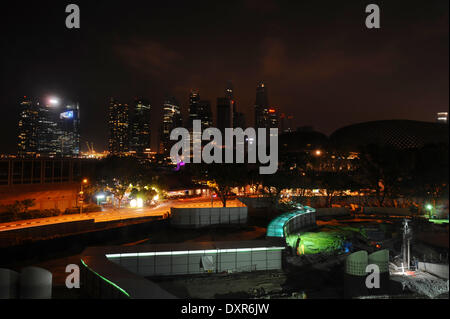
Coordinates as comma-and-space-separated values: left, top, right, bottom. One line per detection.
390, 271, 449, 298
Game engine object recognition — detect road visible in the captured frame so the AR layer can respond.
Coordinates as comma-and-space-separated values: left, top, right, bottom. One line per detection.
0, 197, 244, 232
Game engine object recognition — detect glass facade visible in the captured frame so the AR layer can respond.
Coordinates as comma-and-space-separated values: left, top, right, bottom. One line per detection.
130, 98, 151, 156
17, 97, 80, 158
108, 98, 129, 156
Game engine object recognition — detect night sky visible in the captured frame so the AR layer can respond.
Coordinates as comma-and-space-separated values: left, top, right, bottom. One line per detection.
1, 0, 448, 153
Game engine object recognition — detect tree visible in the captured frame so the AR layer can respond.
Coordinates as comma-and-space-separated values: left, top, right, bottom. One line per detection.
202, 164, 246, 207
21, 199, 36, 213
410, 143, 449, 213
315, 171, 355, 208
357, 145, 413, 206
94, 157, 143, 208
247, 168, 263, 195
261, 171, 294, 208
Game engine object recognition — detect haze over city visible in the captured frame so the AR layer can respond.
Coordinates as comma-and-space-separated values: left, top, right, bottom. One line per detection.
0, 0, 448, 304
0, 0, 448, 153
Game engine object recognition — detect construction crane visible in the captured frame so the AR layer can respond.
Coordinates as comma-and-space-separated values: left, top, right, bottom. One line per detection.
85, 142, 95, 155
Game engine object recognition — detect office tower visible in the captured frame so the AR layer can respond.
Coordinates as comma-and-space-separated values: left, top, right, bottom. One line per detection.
254, 81, 278, 129
36, 100, 61, 157
160, 95, 183, 154
18, 97, 80, 158
255, 81, 269, 128
224, 81, 245, 128
17, 97, 38, 157
198, 100, 213, 129
130, 98, 151, 156
188, 90, 201, 129
108, 98, 130, 156
436, 112, 448, 124
59, 103, 80, 157
217, 97, 233, 133
187, 89, 214, 129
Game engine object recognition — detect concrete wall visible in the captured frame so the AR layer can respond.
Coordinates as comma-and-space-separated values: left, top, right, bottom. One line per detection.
0, 219, 95, 247
109, 249, 283, 277
0, 183, 79, 212
171, 207, 248, 228
418, 262, 449, 279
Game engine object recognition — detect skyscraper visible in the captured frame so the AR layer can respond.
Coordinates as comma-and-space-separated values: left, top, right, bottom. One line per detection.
224, 81, 246, 129
255, 81, 268, 128
188, 90, 201, 129
130, 98, 151, 156
254, 81, 278, 129
59, 103, 80, 157
198, 100, 213, 129
160, 95, 183, 155
108, 98, 129, 156
217, 97, 232, 133
17, 97, 38, 157
17, 97, 80, 158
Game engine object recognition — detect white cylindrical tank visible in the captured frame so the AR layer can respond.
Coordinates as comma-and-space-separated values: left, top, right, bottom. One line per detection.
0, 268, 19, 299
19, 267, 52, 299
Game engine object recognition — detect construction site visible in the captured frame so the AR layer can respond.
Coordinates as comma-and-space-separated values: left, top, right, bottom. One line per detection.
74, 202, 448, 299
1, 198, 448, 299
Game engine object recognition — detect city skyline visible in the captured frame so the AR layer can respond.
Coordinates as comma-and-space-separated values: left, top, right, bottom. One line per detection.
0, 1, 448, 303
1, 1, 448, 154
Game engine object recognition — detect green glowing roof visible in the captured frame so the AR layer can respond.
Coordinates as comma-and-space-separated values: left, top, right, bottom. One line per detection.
429, 219, 449, 225
266, 206, 315, 238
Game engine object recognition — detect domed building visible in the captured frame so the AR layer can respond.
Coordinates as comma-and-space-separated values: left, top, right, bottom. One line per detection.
330, 120, 448, 151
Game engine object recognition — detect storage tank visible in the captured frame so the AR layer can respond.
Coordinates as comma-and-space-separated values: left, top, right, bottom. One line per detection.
344, 250, 369, 298
368, 249, 390, 295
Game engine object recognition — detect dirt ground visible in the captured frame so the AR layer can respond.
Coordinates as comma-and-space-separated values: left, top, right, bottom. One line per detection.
152, 271, 288, 299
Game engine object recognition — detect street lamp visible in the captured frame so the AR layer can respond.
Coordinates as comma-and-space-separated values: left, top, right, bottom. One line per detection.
48, 97, 60, 106
425, 203, 434, 219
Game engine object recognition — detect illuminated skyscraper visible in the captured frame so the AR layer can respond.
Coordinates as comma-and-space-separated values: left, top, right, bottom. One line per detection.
254, 81, 278, 129
160, 95, 183, 154
18, 97, 80, 158
108, 98, 130, 156
130, 98, 151, 156
224, 81, 246, 129
188, 90, 201, 129
198, 100, 213, 129
17, 97, 38, 157
59, 103, 80, 157
255, 81, 269, 128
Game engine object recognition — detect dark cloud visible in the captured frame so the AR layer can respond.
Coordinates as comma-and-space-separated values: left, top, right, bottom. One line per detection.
0, 1, 448, 153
